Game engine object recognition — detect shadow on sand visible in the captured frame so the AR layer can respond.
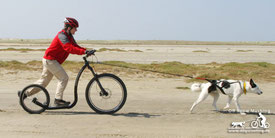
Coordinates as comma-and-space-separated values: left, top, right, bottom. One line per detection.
44, 111, 161, 118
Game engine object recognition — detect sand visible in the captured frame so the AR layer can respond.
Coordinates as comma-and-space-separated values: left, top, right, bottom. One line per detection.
0, 44, 274, 138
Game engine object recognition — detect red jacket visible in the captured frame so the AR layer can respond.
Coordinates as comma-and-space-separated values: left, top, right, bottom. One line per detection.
43, 30, 86, 64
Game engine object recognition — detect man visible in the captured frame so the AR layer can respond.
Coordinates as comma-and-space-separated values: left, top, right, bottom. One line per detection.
18, 17, 93, 106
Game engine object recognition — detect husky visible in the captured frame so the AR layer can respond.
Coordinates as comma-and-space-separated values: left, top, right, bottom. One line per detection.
190, 79, 262, 113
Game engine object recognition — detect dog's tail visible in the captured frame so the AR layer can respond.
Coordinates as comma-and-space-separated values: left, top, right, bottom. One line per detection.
191, 83, 202, 92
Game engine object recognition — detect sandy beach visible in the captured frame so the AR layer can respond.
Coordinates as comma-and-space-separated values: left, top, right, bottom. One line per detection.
0, 44, 274, 138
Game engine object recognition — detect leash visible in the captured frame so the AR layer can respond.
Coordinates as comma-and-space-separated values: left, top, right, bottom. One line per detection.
89, 55, 213, 81
95, 61, 233, 95
92, 61, 234, 80
92, 61, 207, 80
90, 58, 242, 95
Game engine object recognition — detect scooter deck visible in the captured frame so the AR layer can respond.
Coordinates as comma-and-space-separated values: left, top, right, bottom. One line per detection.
32, 98, 71, 110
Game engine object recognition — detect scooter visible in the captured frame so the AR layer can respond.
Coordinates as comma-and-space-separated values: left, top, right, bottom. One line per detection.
19, 50, 127, 114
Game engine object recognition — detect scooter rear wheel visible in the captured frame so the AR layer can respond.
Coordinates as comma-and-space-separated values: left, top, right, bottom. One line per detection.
19, 84, 50, 114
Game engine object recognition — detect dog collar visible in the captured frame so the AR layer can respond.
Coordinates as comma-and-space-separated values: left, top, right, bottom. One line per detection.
243, 82, 247, 94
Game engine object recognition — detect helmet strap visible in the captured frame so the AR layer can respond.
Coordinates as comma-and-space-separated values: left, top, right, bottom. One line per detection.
64, 26, 72, 35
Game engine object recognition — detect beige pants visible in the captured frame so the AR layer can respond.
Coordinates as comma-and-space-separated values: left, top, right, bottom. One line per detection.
27, 58, 69, 100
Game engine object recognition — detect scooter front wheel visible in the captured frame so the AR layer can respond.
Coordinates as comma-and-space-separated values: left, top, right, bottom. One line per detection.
85, 73, 127, 114
19, 84, 50, 114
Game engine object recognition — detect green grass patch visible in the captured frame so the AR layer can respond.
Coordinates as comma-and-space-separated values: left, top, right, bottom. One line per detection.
129, 50, 143, 52
101, 61, 275, 82
97, 48, 142, 52
0, 60, 34, 70
1, 60, 275, 82
97, 48, 127, 52
0, 48, 45, 52
176, 87, 190, 90
235, 50, 254, 52
192, 50, 209, 53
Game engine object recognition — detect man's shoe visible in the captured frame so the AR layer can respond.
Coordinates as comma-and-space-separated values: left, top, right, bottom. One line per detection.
54, 99, 70, 107
17, 91, 27, 100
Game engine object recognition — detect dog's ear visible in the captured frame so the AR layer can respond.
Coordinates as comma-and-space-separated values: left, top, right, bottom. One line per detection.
250, 79, 257, 88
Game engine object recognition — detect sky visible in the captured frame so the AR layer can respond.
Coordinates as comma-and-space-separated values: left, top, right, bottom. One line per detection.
1, 0, 275, 41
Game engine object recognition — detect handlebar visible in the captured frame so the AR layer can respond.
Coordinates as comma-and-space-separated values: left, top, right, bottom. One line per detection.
83, 50, 97, 64
85, 50, 96, 58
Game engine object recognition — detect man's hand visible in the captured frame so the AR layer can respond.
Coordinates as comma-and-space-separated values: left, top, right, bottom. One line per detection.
85, 50, 96, 56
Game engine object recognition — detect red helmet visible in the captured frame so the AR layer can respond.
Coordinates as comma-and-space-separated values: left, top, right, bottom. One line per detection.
64, 17, 79, 28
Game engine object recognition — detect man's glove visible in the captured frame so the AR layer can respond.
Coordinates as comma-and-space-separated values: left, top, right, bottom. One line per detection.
85, 50, 96, 56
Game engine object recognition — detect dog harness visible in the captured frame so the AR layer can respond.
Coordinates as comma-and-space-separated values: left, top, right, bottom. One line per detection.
208, 80, 229, 95
208, 80, 239, 95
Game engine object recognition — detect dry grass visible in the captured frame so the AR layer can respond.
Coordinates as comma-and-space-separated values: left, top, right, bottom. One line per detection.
1, 60, 275, 82
97, 48, 127, 52
235, 50, 254, 52
101, 61, 275, 82
192, 50, 209, 53
129, 50, 143, 52
97, 48, 142, 52
0, 48, 45, 52
176, 87, 190, 90
0, 60, 33, 70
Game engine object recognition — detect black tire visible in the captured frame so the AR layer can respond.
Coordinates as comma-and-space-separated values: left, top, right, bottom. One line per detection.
85, 73, 127, 114
19, 84, 50, 114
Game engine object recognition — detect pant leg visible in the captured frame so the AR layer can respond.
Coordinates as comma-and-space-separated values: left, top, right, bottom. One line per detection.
27, 59, 53, 96
44, 59, 69, 100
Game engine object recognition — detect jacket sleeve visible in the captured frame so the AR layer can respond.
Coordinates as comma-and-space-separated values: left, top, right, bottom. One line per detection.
58, 33, 86, 55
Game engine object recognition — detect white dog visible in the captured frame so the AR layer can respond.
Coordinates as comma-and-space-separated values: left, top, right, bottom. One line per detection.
231, 122, 245, 128
190, 79, 262, 113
